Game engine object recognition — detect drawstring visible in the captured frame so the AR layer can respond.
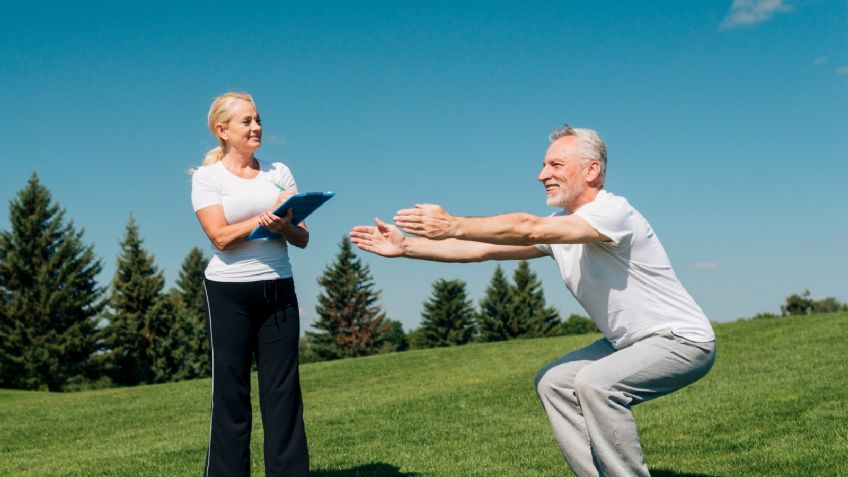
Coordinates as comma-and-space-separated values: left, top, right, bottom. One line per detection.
263, 281, 280, 324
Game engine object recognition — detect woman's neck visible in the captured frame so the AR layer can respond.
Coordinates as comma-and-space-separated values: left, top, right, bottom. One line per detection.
221, 148, 256, 170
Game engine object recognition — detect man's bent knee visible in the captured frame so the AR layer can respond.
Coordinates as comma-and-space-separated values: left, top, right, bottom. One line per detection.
535, 367, 553, 398
573, 368, 610, 402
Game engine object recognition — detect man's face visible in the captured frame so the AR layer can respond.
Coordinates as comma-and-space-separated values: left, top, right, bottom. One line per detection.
538, 136, 587, 209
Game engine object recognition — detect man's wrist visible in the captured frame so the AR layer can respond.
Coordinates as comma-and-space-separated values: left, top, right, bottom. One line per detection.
450, 216, 464, 240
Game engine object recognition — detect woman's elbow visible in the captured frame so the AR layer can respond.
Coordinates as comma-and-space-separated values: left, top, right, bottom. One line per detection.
210, 234, 234, 252
293, 235, 309, 249
286, 230, 309, 249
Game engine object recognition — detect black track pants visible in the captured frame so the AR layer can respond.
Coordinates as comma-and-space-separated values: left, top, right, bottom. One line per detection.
202, 278, 308, 477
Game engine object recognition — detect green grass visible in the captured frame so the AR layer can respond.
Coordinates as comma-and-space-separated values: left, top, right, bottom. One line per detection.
2, 313, 847, 476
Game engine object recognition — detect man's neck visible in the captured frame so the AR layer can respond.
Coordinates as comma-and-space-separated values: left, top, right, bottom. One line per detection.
565, 187, 602, 213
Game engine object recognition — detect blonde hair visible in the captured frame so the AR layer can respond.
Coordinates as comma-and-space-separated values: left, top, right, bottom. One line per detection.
201, 92, 257, 166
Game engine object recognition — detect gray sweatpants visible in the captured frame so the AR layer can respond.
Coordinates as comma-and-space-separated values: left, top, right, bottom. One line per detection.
535, 331, 715, 477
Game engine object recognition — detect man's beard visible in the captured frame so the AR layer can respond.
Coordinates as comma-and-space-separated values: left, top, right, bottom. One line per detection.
546, 182, 585, 210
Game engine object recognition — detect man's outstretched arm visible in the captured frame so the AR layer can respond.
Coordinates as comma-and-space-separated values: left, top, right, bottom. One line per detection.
393, 204, 609, 245
350, 218, 544, 262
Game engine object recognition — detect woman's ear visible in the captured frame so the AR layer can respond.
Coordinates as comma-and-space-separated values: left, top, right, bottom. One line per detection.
215, 122, 228, 141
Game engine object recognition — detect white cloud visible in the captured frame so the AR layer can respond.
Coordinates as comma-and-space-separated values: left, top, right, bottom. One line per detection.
694, 261, 720, 270
720, 0, 793, 29
814, 56, 828, 66
837, 66, 848, 76
263, 132, 288, 145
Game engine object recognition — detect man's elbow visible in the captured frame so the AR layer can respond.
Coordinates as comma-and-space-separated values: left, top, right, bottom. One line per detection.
524, 216, 549, 245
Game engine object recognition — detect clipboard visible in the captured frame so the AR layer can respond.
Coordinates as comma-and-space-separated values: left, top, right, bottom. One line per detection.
247, 191, 335, 240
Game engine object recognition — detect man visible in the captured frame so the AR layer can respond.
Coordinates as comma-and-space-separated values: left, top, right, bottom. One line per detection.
349, 125, 716, 477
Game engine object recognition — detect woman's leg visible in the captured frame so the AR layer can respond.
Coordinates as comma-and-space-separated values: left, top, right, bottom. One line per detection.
254, 278, 309, 477
203, 279, 259, 477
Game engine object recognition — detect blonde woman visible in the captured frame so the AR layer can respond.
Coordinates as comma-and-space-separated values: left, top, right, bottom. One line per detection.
191, 92, 309, 476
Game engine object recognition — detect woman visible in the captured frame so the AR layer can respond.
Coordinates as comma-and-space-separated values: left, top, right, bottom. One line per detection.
191, 92, 309, 477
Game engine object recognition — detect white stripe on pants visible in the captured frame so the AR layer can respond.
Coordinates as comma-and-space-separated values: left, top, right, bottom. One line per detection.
535, 331, 715, 477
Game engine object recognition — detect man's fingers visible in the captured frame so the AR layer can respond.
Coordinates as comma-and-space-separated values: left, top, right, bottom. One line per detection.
375, 217, 391, 230
396, 208, 423, 217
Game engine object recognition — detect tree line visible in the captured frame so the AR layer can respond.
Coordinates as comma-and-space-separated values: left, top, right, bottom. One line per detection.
299, 236, 599, 363
0, 174, 596, 391
5, 174, 840, 391
0, 174, 212, 391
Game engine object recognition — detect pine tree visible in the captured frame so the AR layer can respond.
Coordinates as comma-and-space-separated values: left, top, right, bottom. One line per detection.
0, 173, 104, 391
477, 264, 515, 342
147, 289, 207, 383
176, 246, 208, 320
99, 214, 165, 386
175, 246, 210, 378
376, 319, 409, 353
419, 279, 476, 348
561, 314, 599, 335
307, 236, 387, 361
510, 260, 561, 338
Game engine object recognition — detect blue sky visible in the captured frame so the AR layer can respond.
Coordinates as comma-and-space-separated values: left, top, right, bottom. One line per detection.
1, 1, 845, 331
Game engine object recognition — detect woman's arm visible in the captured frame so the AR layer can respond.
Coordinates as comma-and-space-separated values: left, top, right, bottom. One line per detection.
259, 208, 309, 249
195, 190, 308, 251
195, 205, 261, 251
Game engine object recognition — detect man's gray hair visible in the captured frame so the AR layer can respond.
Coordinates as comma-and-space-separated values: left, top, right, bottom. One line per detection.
549, 124, 607, 181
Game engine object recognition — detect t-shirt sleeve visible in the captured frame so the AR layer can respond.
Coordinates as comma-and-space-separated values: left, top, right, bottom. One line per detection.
536, 210, 562, 255
191, 167, 222, 212
535, 243, 553, 255
574, 198, 633, 246
275, 163, 298, 193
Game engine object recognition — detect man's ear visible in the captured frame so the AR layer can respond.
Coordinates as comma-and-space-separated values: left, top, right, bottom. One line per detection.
585, 161, 601, 183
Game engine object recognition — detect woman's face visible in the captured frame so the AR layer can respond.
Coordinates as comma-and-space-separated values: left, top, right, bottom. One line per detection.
218, 99, 262, 154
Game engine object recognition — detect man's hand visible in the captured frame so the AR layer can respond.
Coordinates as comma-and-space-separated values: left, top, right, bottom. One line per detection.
350, 218, 405, 257
393, 204, 457, 240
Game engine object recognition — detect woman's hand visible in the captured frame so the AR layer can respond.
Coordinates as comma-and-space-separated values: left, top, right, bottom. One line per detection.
273, 190, 296, 208
350, 218, 405, 257
259, 206, 309, 249
258, 207, 294, 235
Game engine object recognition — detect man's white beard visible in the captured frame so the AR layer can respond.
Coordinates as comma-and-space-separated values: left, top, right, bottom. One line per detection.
546, 183, 584, 211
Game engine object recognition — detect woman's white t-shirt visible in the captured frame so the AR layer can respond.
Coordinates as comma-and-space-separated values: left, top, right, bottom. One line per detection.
537, 190, 715, 349
191, 159, 297, 282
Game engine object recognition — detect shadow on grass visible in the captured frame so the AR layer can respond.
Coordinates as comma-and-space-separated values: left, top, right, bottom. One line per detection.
311, 463, 419, 477
652, 470, 715, 477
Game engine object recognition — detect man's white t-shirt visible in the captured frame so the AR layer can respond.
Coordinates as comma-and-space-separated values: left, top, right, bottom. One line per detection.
191, 159, 297, 282
536, 190, 715, 349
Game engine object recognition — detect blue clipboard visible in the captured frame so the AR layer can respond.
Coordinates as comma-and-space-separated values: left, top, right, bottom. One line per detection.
247, 192, 335, 240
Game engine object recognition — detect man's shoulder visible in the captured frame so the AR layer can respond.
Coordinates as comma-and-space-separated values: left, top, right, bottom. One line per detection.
594, 190, 631, 207
579, 190, 635, 216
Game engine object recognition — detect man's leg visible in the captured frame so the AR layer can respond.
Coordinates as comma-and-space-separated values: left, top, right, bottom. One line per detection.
535, 338, 617, 477
574, 332, 715, 477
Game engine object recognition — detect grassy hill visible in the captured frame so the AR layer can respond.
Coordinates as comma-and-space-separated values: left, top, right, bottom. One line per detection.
1, 313, 846, 476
